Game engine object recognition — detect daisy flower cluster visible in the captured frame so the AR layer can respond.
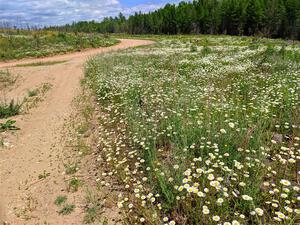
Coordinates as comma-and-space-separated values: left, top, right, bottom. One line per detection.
85, 36, 300, 224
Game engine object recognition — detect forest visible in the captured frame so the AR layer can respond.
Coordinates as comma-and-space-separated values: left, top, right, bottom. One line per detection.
48, 0, 300, 40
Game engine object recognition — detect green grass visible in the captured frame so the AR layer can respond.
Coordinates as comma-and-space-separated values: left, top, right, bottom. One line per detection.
16, 60, 67, 67
64, 162, 79, 175
68, 177, 82, 192
58, 204, 75, 215
0, 30, 119, 61
83, 190, 105, 224
27, 89, 38, 97
0, 100, 22, 119
0, 119, 19, 132
38, 170, 50, 180
54, 196, 75, 216
54, 195, 67, 206
85, 35, 300, 225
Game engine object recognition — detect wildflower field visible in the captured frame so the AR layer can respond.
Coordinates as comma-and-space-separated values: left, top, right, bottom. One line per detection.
85, 36, 300, 225
0, 30, 118, 61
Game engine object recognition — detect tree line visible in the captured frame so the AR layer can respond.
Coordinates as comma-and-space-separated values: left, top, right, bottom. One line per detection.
49, 0, 300, 40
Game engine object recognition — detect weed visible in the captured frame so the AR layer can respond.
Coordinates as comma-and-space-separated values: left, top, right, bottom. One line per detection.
38, 170, 50, 180
0, 120, 19, 132
54, 195, 67, 206
83, 191, 105, 224
190, 45, 197, 52
201, 45, 212, 56
77, 123, 90, 135
102, 217, 108, 225
76, 140, 92, 156
0, 31, 119, 61
83, 207, 98, 224
64, 162, 79, 175
67, 177, 81, 192
0, 137, 3, 147
22, 83, 53, 112
14, 195, 37, 220
58, 204, 75, 215
28, 89, 38, 97
16, 60, 67, 67
81, 105, 94, 121
0, 100, 22, 119
41, 83, 52, 94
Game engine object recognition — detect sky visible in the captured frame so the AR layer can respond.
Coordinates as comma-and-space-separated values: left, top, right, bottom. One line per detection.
0, 0, 180, 27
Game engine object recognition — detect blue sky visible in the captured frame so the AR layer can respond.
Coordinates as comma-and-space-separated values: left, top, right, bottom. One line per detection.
0, 0, 180, 27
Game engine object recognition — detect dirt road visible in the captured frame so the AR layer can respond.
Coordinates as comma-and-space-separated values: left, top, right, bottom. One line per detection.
0, 39, 153, 225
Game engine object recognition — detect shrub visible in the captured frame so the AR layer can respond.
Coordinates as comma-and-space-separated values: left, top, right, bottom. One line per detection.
0, 100, 22, 119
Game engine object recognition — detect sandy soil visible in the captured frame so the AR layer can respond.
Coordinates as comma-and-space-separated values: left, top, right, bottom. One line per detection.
0, 39, 154, 225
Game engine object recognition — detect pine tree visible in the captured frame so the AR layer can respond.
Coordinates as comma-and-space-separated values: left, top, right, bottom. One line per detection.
284, 0, 300, 39
51, 0, 299, 40
244, 0, 264, 35
264, 0, 287, 37
220, 0, 245, 35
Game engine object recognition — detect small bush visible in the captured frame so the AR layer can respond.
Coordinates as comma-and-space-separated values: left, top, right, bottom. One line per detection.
65, 162, 79, 175
68, 177, 81, 192
0, 100, 22, 119
201, 45, 212, 56
28, 89, 38, 97
59, 204, 75, 215
54, 195, 67, 206
0, 120, 19, 132
190, 45, 197, 52
38, 170, 50, 180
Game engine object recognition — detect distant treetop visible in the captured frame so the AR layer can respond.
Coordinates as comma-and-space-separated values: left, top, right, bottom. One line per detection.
48, 0, 300, 40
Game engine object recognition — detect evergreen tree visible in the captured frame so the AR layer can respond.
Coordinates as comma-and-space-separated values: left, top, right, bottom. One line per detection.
284, 0, 300, 39
244, 0, 264, 35
48, 0, 299, 40
264, 0, 287, 37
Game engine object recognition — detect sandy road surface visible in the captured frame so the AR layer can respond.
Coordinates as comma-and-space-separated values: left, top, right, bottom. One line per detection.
0, 39, 154, 225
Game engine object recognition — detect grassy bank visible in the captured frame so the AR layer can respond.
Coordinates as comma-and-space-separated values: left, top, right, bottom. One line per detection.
0, 30, 119, 61
85, 35, 300, 225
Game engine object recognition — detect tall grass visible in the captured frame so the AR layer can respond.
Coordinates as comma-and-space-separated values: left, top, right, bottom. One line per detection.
0, 30, 119, 61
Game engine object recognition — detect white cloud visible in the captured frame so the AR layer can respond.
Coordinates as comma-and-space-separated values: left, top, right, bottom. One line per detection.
0, 0, 178, 27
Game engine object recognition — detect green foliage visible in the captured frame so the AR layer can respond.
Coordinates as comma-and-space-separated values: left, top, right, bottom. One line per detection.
16, 60, 67, 67
201, 39, 212, 55
38, 170, 50, 180
190, 44, 197, 52
28, 89, 38, 97
65, 162, 79, 175
68, 177, 81, 192
53, 0, 300, 39
0, 120, 19, 132
59, 204, 75, 215
54, 195, 67, 206
85, 36, 300, 224
0, 100, 22, 119
244, 0, 265, 35
0, 31, 119, 61
83, 191, 105, 224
